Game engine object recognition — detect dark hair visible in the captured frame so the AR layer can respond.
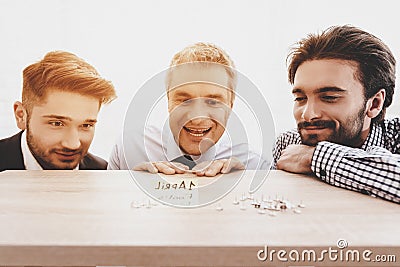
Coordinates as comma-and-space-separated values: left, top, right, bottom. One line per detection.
287, 25, 396, 122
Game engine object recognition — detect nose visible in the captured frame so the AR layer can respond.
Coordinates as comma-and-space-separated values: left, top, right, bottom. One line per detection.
301, 100, 322, 121
186, 100, 208, 124
61, 128, 81, 150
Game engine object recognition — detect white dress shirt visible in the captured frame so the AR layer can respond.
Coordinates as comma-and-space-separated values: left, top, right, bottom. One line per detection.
108, 120, 269, 170
21, 131, 43, 170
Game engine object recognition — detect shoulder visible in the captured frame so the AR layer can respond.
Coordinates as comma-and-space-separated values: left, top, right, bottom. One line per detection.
0, 132, 23, 155
382, 117, 400, 153
80, 153, 108, 170
0, 132, 24, 171
123, 124, 163, 148
0, 132, 22, 148
383, 117, 400, 133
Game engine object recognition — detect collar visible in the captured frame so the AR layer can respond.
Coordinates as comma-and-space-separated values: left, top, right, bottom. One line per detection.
361, 122, 385, 150
21, 131, 43, 170
20, 131, 79, 170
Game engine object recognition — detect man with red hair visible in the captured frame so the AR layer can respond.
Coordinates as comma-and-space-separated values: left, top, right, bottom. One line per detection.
0, 51, 116, 171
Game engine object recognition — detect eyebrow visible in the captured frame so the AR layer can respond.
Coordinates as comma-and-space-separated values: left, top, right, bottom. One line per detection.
172, 92, 226, 100
204, 94, 226, 100
42, 115, 72, 121
292, 86, 347, 94
172, 92, 192, 98
42, 115, 97, 123
84, 119, 98, 123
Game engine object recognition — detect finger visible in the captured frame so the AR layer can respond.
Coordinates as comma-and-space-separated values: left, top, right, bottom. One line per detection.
170, 162, 189, 174
221, 160, 231, 174
193, 162, 210, 176
194, 166, 206, 176
204, 160, 225, 177
153, 162, 176, 175
221, 158, 245, 174
192, 161, 208, 171
133, 162, 158, 174
195, 171, 205, 176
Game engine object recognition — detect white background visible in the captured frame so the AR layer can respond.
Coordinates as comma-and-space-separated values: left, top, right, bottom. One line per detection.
1, 0, 399, 161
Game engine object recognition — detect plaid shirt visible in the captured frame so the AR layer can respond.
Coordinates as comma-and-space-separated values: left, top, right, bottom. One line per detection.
273, 118, 400, 204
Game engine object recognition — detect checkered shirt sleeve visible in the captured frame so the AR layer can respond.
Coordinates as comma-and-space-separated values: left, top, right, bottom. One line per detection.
272, 129, 301, 169
311, 119, 400, 203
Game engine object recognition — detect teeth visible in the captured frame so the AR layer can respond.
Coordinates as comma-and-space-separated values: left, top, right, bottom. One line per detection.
186, 127, 210, 133
185, 127, 211, 137
188, 132, 205, 137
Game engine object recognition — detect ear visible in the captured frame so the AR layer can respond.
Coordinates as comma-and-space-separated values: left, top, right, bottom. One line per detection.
167, 99, 173, 113
229, 98, 234, 109
13, 101, 27, 130
365, 89, 385, 119
166, 89, 173, 113
229, 90, 235, 109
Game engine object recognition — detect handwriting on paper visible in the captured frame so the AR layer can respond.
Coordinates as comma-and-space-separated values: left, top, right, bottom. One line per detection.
153, 179, 198, 206
154, 180, 196, 190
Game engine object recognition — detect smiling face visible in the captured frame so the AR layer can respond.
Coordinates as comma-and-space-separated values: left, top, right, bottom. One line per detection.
292, 59, 371, 147
167, 66, 233, 156
24, 89, 100, 169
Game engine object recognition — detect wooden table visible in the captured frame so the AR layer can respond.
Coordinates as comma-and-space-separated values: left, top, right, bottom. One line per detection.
0, 170, 399, 267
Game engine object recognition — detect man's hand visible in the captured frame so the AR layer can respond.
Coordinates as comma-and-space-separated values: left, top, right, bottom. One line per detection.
192, 157, 245, 177
276, 144, 315, 174
133, 161, 189, 175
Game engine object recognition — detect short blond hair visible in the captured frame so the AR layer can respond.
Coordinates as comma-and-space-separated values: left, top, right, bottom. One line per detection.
167, 43, 237, 95
22, 51, 116, 112
170, 42, 235, 68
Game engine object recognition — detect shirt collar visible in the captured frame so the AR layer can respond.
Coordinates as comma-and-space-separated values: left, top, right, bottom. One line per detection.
20, 131, 79, 170
21, 131, 43, 170
361, 122, 385, 150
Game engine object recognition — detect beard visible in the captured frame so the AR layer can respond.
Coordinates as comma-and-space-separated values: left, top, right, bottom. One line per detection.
298, 103, 367, 147
26, 124, 84, 170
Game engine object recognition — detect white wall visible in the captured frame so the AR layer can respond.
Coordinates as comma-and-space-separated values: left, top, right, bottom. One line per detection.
1, 0, 399, 160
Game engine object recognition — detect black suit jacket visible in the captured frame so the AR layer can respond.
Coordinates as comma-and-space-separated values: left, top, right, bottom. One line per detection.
0, 132, 107, 172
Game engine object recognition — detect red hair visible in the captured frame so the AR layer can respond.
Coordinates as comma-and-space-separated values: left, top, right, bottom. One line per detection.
22, 51, 116, 111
